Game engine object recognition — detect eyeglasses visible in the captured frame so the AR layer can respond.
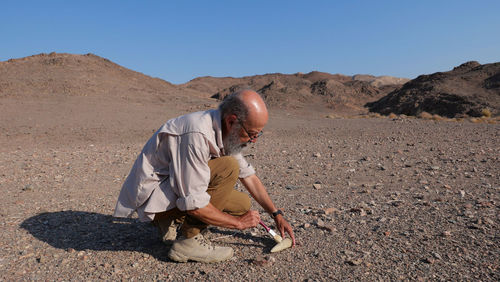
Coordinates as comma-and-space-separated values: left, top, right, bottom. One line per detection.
238, 119, 263, 142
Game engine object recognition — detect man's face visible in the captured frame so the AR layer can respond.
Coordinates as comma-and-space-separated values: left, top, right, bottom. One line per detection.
223, 122, 248, 156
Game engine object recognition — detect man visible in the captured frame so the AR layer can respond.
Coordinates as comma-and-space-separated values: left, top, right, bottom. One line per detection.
114, 89, 295, 263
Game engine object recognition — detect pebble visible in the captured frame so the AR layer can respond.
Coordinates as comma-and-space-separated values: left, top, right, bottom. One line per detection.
316, 219, 325, 227
441, 231, 452, 237
423, 257, 435, 264
313, 153, 321, 158
252, 255, 275, 267
22, 184, 33, 191
432, 252, 442, 260
324, 207, 339, 215
312, 183, 322, 189
346, 258, 363, 266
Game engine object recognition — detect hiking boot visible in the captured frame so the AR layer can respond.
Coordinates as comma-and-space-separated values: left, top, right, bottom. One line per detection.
168, 233, 234, 263
154, 218, 181, 245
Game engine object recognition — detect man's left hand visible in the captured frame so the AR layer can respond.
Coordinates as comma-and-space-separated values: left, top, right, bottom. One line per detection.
274, 214, 296, 246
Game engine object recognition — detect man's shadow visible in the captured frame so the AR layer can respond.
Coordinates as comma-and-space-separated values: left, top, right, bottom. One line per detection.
20, 211, 270, 261
20, 211, 170, 261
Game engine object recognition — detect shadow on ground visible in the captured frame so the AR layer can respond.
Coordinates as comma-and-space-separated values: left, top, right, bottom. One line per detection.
20, 210, 170, 261
20, 211, 273, 261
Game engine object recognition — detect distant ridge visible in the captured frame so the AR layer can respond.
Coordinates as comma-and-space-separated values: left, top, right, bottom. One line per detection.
366, 61, 500, 117
0, 52, 175, 103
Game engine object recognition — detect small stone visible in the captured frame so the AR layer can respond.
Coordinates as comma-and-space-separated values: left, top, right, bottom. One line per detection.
432, 252, 442, 260
460, 190, 465, 197
423, 257, 435, 264
443, 184, 452, 190
36, 256, 45, 263
67, 248, 75, 253
316, 219, 325, 227
441, 231, 452, 237
346, 258, 363, 266
478, 201, 493, 208
285, 185, 300, 190
252, 255, 273, 267
430, 166, 440, 171
313, 153, 321, 158
324, 207, 339, 215
320, 225, 336, 232
22, 184, 33, 191
312, 183, 322, 189
384, 231, 391, 236
303, 223, 311, 229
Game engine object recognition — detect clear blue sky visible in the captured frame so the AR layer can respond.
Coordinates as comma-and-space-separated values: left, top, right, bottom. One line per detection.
1, 0, 499, 84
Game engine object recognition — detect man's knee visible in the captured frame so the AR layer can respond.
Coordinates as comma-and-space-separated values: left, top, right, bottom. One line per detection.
240, 194, 251, 213
208, 156, 240, 185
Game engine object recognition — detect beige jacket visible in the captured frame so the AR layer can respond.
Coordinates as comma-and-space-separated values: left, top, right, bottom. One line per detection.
113, 109, 255, 221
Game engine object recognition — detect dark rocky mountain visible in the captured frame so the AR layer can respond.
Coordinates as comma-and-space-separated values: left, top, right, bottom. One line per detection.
366, 61, 500, 117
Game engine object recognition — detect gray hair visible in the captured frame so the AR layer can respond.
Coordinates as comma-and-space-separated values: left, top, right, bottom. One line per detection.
218, 90, 250, 122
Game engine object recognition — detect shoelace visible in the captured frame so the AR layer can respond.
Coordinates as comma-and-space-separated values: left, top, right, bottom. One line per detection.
195, 235, 215, 250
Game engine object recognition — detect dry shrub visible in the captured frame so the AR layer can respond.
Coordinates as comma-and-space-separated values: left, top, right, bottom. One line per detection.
418, 112, 433, 119
388, 113, 397, 119
481, 108, 492, 118
432, 114, 444, 121
470, 117, 482, 123
369, 113, 382, 118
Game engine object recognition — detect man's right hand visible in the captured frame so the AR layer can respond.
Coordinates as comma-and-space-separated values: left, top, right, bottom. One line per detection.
237, 210, 260, 230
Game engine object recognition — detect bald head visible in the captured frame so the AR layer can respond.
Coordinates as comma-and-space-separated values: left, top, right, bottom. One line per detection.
237, 89, 268, 128
219, 89, 268, 127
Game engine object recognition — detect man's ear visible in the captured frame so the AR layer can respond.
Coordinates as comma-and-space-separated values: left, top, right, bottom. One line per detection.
226, 114, 238, 126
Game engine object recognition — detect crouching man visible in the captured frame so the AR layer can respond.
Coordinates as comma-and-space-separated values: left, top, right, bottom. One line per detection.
113, 90, 295, 263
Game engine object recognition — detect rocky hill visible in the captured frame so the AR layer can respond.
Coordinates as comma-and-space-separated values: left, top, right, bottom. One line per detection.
366, 61, 500, 117
0, 53, 176, 104
190, 72, 406, 112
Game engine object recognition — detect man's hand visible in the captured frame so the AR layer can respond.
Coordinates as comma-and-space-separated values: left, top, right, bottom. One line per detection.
237, 210, 260, 230
274, 215, 296, 246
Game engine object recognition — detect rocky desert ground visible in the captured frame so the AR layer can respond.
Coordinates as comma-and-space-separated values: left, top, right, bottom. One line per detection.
0, 53, 498, 281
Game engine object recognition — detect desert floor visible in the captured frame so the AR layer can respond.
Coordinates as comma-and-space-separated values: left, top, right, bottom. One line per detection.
1, 96, 498, 281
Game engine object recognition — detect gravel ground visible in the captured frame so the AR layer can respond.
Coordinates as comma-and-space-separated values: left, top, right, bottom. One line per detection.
1, 111, 499, 281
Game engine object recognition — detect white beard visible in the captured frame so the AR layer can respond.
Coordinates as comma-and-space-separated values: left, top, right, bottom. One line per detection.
223, 124, 248, 156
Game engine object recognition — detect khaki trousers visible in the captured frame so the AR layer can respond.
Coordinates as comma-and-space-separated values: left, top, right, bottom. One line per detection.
153, 156, 251, 238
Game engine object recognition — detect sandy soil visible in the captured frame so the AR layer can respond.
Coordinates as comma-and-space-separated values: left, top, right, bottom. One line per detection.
1, 93, 498, 280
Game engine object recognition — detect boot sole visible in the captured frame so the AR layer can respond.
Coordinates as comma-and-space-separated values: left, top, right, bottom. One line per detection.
168, 249, 233, 263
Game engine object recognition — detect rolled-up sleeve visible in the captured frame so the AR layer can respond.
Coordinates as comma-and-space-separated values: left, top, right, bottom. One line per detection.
167, 133, 212, 211
233, 152, 256, 179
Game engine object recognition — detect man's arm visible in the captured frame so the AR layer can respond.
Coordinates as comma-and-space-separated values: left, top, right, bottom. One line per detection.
240, 174, 296, 245
187, 203, 260, 230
